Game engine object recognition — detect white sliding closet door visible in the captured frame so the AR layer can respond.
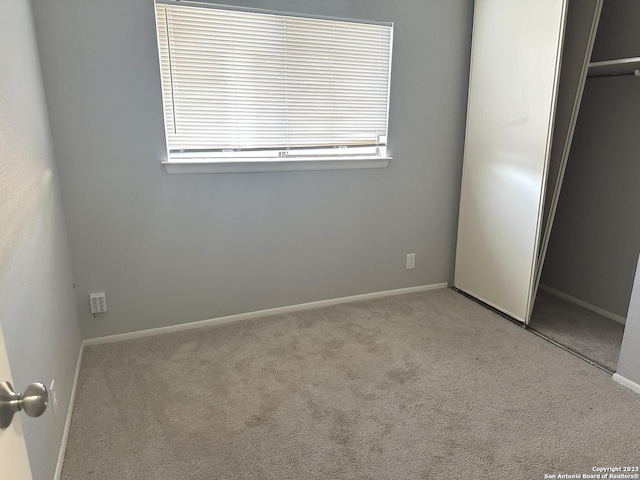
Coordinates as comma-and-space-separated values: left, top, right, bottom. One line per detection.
454, 0, 568, 323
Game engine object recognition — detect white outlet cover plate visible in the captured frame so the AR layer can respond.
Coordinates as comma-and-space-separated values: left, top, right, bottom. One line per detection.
406, 254, 416, 270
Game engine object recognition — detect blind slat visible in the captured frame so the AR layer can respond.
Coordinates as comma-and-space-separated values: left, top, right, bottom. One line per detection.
156, 2, 392, 152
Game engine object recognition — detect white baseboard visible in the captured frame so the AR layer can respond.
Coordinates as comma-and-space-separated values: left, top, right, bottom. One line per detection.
54, 344, 84, 480
539, 285, 626, 325
84, 283, 449, 347
612, 373, 640, 395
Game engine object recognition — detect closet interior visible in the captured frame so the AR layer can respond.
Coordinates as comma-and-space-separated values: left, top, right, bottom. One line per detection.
454, 0, 639, 374
530, 0, 640, 372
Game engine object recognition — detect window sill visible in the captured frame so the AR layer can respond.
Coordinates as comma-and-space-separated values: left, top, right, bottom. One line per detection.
162, 156, 391, 174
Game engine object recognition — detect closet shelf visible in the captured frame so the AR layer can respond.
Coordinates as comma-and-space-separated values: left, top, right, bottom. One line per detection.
588, 57, 640, 77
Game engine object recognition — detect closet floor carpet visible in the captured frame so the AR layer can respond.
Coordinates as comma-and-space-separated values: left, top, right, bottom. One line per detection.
530, 290, 625, 371
61, 289, 640, 480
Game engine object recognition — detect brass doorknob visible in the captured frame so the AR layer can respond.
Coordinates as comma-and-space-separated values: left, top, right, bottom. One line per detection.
0, 381, 48, 429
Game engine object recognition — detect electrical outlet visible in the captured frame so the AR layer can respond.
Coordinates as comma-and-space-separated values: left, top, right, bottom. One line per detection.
90, 292, 107, 314
49, 380, 57, 415
406, 253, 416, 270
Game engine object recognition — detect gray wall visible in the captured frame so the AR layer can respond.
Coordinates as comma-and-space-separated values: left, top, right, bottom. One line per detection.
591, 0, 640, 61
541, 1, 640, 319
31, 0, 474, 338
0, 1, 83, 479
541, 77, 640, 318
540, 0, 600, 250
617, 254, 640, 384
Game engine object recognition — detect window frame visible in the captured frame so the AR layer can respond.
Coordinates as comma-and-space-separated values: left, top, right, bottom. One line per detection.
154, 1, 394, 174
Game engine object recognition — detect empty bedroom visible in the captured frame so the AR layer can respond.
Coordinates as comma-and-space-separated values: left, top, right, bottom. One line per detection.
1, 0, 639, 479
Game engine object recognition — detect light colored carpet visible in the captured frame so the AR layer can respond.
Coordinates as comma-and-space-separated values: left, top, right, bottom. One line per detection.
530, 290, 625, 371
61, 289, 640, 479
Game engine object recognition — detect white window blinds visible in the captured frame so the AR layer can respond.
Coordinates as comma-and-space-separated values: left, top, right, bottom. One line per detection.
155, 2, 393, 157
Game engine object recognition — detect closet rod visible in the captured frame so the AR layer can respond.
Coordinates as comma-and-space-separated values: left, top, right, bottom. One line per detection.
589, 68, 640, 79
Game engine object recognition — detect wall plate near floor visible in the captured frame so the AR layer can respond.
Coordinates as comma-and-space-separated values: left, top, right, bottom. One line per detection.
90, 292, 107, 314
406, 253, 416, 270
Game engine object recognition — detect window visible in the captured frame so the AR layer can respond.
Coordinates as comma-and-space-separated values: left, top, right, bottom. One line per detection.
155, 1, 393, 173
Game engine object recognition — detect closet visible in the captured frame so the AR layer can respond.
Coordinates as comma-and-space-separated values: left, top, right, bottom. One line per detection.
455, 0, 639, 371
